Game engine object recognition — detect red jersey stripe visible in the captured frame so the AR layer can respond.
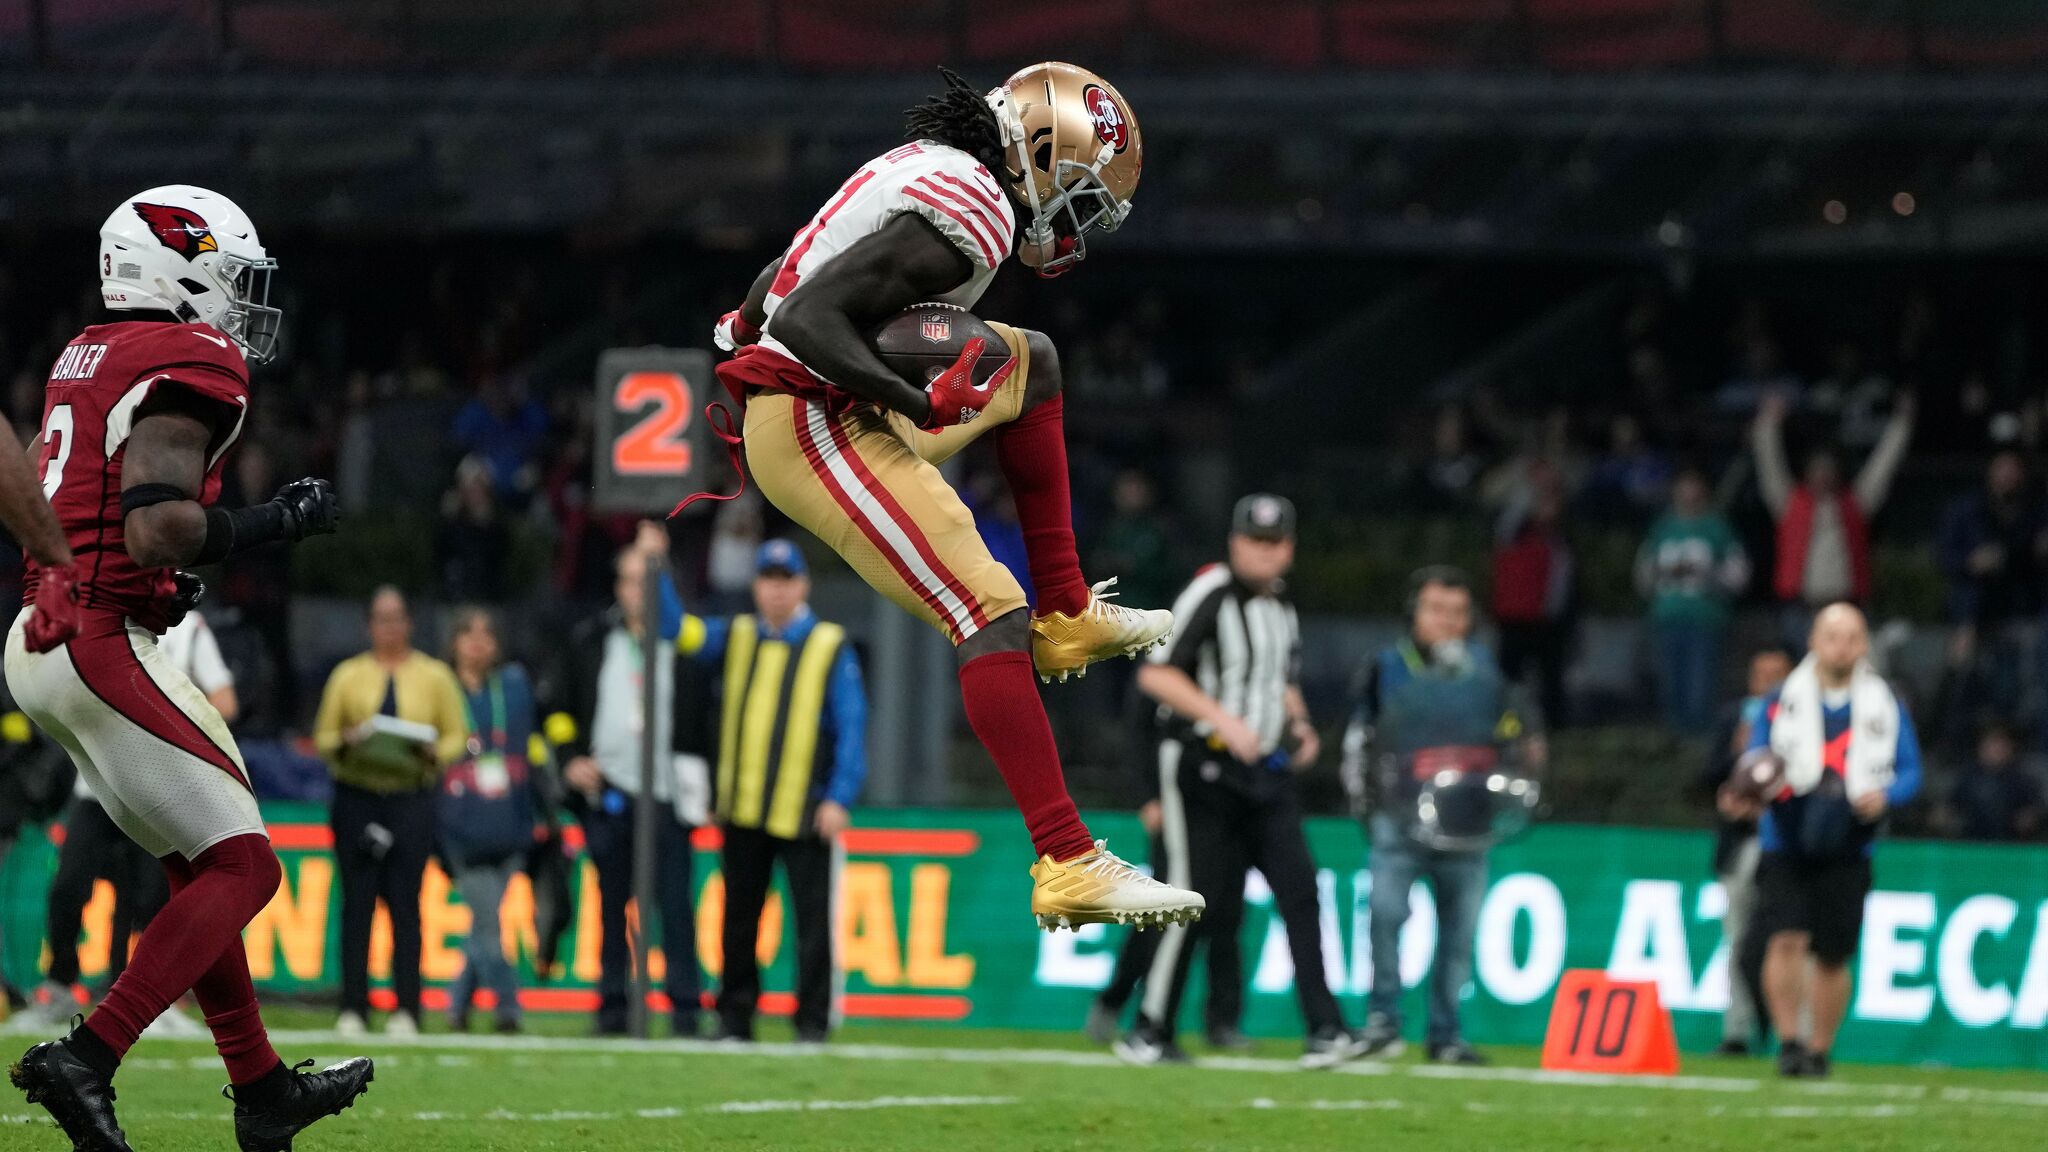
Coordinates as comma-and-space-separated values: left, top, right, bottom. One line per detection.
903, 186, 1000, 268
769, 169, 877, 298
932, 172, 1011, 232
914, 176, 1008, 252
817, 407, 991, 632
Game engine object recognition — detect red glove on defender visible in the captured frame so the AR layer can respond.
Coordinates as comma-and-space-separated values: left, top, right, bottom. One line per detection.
918, 338, 996, 432
24, 563, 82, 653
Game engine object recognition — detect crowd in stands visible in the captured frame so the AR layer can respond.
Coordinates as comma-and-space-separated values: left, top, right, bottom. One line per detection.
0, 238, 2045, 840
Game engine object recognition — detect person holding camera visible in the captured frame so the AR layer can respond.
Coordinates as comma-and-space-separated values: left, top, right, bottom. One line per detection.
1343, 566, 1544, 1065
1723, 603, 1921, 1079
1118, 494, 1365, 1069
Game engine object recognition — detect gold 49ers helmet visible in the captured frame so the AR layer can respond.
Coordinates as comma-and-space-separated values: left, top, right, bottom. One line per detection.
986, 62, 1141, 278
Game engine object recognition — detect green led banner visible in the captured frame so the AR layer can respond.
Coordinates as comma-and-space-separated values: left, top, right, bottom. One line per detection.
3, 806, 2045, 1068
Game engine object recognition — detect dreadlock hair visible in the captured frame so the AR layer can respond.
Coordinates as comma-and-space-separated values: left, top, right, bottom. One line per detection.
903, 68, 1012, 190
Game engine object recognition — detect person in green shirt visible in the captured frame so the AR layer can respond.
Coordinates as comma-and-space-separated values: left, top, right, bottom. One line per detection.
1636, 467, 1751, 733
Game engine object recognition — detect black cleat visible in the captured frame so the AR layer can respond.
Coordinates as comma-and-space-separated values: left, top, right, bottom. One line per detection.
228, 1057, 374, 1152
1776, 1039, 1810, 1078
9, 1038, 133, 1152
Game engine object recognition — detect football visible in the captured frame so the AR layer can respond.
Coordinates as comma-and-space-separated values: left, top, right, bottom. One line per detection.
1727, 747, 1787, 801
868, 302, 1015, 392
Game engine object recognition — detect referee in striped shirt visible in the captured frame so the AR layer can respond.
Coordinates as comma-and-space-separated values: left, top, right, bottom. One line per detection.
1115, 494, 1365, 1068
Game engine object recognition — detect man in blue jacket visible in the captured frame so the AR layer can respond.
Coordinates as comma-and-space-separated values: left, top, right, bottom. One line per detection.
1731, 602, 1922, 1079
662, 539, 867, 1042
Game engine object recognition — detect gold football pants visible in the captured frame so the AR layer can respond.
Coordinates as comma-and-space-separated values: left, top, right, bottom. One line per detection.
745, 322, 1032, 643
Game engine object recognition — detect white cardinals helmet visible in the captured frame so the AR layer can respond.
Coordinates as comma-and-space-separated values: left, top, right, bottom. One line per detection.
99, 185, 280, 363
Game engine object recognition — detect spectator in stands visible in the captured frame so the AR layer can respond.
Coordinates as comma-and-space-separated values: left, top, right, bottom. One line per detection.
1733, 604, 1923, 1080
314, 587, 468, 1038
1716, 312, 1802, 414
1935, 450, 2045, 741
437, 607, 551, 1035
453, 375, 548, 506
1089, 469, 1180, 616
437, 455, 513, 602
1751, 390, 1916, 646
1809, 341, 1894, 451
1583, 414, 1671, 522
546, 526, 706, 1038
1935, 720, 2043, 841
1492, 465, 1574, 728
1637, 467, 1751, 733
1698, 646, 1794, 1056
1407, 404, 1485, 512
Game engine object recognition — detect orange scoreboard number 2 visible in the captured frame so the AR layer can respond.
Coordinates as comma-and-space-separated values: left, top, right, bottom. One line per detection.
612, 370, 694, 476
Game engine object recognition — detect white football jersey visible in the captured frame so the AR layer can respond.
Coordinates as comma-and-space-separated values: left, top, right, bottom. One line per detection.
756, 141, 1017, 375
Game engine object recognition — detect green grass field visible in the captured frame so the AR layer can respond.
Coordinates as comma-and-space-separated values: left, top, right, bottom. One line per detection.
6, 1010, 2046, 1151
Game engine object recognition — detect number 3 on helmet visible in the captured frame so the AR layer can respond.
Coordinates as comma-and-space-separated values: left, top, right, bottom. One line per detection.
98, 184, 283, 363
985, 62, 1142, 279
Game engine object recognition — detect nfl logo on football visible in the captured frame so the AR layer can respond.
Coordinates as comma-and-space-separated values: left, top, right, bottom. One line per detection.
920, 314, 951, 343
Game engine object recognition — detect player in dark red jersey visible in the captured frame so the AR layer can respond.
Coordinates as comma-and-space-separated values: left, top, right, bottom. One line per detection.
5, 186, 368, 1152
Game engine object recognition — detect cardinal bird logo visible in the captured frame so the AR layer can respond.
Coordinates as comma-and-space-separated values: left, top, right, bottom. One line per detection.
133, 203, 218, 260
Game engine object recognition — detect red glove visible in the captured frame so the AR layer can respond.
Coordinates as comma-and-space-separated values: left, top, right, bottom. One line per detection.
24, 563, 82, 654
712, 310, 761, 353
917, 338, 995, 432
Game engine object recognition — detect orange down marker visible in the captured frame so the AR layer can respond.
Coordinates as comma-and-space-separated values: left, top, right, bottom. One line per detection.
1539, 970, 1679, 1076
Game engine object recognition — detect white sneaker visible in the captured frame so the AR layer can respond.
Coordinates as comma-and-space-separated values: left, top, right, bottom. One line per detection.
335, 1010, 367, 1038
1029, 840, 1205, 931
384, 1011, 419, 1037
140, 1005, 209, 1040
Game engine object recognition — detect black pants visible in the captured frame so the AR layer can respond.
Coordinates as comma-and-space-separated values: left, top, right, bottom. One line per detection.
331, 782, 435, 1017
1098, 831, 1240, 1032
581, 793, 699, 1032
716, 824, 835, 1039
1498, 618, 1569, 729
46, 798, 166, 987
1140, 746, 1342, 1040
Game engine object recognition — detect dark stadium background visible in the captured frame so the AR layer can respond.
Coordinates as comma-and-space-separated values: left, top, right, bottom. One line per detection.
2, 0, 2046, 829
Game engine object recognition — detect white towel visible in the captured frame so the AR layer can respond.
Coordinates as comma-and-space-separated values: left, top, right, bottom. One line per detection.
1769, 655, 1898, 801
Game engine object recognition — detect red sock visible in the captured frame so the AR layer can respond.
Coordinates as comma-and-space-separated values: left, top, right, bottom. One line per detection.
959, 651, 1094, 860
996, 394, 1089, 617
157, 853, 284, 1085
86, 834, 282, 1067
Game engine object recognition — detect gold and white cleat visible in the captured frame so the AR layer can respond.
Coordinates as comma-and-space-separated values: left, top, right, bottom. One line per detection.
1030, 578, 1173, 684
1030, 840, 1205, 932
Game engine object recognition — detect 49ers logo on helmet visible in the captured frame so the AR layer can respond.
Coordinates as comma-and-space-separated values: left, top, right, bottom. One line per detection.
1083, 85, 1129, 154
133, 203, 218, 261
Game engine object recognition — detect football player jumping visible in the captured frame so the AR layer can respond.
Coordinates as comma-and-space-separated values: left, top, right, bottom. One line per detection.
710, 64, 1203, 931
6, 186, 370, 1152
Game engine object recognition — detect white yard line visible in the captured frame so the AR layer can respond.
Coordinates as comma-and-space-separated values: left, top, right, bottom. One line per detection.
0, 1095, 1018, 1126
107, 1029, 2048, 1113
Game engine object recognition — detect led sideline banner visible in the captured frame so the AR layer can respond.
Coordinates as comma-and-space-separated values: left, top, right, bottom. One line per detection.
4, 805, 2047, 1069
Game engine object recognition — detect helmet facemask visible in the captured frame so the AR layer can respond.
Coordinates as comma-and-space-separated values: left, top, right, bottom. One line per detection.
1014, 144, 1132, 278
215, 253, 282, 363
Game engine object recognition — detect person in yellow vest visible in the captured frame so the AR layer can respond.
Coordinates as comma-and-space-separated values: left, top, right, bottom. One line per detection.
660, 539, 867, 1043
